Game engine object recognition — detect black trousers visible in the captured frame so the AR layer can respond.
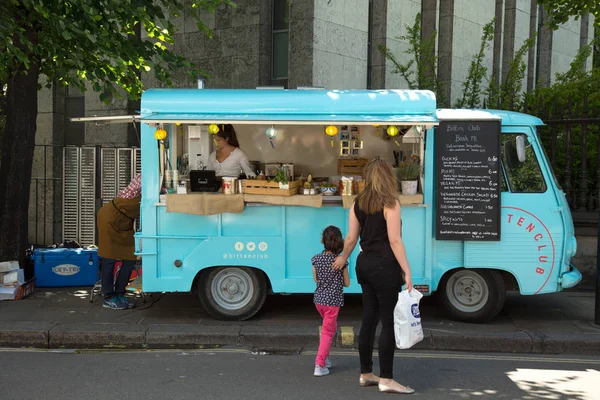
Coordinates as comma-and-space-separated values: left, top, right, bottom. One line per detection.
356, 252, 403, 379
101, 258, 135, 300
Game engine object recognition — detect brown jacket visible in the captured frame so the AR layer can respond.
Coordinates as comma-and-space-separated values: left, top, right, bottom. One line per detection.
97, 196, 141, 260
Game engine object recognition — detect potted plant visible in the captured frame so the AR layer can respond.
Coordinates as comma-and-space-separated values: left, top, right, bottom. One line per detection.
397, 159, 420, 195
273, 168, 289, 189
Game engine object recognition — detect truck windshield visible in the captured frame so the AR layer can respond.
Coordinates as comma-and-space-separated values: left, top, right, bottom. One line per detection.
501, 133, 547, 193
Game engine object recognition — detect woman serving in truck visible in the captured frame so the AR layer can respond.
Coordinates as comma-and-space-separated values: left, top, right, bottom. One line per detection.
209, 124, 256, 178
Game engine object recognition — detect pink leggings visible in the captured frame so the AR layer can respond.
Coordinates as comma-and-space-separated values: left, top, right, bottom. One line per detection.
315, 304, 340, 367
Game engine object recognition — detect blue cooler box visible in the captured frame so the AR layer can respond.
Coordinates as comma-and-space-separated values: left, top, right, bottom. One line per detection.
33, 248, 99, 287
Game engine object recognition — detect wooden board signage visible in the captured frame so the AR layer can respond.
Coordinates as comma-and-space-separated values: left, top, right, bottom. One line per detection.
435, 120, 501, 241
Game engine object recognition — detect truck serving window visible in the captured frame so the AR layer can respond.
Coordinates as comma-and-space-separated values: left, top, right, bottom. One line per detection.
501, 134, 547, 193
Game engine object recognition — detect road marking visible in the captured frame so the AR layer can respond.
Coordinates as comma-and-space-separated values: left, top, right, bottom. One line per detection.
321, 350, 600, 365
0, 347, 598, 365
340, 326, 354, 346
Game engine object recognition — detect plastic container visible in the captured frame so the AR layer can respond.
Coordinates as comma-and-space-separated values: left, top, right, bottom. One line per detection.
33, 248, 99, 287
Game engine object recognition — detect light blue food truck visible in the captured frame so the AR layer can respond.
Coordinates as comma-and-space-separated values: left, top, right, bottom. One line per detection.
98, 88, 581, 322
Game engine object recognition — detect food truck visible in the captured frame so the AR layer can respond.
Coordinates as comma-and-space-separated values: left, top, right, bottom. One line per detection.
78, 88, 581, 322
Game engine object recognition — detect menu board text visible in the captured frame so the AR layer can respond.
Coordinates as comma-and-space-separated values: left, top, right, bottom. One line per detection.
435, 120, 501, 241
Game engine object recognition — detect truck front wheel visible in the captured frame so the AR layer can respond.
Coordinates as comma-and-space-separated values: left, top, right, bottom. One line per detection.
196, 267, 268, 321
438, 269, 505, 323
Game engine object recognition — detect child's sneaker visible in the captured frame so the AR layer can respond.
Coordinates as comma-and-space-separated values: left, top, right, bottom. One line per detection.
103, 297, 126, 310
314, 365, 330, 377
325, 357, 332, 368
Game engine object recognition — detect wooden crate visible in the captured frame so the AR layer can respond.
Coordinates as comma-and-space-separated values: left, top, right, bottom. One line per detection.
242, 180, 301, 196
338, 158, 368, 175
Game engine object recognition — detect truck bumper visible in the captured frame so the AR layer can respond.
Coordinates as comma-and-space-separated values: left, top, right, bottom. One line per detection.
561, 264, 582, 289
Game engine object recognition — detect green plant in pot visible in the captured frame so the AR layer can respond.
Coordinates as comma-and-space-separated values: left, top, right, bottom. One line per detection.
397, 159, 420, 195
270, 168, 289, 189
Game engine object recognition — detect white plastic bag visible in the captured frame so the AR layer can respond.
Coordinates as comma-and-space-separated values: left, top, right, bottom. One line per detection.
394, 289, 424, 349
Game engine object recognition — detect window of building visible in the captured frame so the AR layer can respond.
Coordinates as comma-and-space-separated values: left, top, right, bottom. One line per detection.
272, 0, 289, 80
501, 133, 547, 193
65, 85, 85, 145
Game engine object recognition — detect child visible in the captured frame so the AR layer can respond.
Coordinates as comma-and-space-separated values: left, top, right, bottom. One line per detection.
312, 225, 350, 377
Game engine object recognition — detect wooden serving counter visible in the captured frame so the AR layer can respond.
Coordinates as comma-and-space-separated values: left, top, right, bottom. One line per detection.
158, 192, 425, 216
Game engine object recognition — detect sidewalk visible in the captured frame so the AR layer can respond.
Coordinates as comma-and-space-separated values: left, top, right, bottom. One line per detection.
0, 288, 599, 355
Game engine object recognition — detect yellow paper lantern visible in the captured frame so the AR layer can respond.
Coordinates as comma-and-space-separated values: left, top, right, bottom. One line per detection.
325, 125, 338, 148
154, 128, 167, 140
325, 125, 338, 136
208, 124, 220, 134
387, 125, 399, 137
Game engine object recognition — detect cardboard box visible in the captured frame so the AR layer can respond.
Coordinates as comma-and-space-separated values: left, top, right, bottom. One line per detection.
2, 269, 25, 285
0, 278, 35, 301
0, 285, 17, 301
0, 261, 20, 273
16, 278, 36, 300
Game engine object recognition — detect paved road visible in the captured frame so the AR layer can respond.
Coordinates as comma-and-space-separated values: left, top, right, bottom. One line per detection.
0, 348, 598, 400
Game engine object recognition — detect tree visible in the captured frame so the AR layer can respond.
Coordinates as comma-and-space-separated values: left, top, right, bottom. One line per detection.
536, 0, 599, 28
0, 0, 234, 265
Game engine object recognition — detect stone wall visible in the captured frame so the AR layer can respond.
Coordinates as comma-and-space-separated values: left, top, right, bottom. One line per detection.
451, 0, 496, 106
29, 80, 65, 246
288, 0, 314, 88
143, 0, 269, 89
311, 0, 369, 89
384, 0, 423, 90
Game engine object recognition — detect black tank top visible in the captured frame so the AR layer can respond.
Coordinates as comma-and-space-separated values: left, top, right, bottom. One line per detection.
354, 201, 395, 260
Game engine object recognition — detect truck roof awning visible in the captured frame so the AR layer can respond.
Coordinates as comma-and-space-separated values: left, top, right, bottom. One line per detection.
139, 88, 439, 126
140, 113, 438, 125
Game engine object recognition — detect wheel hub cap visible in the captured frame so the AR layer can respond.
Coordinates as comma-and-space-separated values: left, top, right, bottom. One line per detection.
211, 268, 255, 311
446, 271, 489, 313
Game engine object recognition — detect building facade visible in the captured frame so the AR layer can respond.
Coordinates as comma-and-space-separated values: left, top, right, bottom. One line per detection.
31, 0, 595, 246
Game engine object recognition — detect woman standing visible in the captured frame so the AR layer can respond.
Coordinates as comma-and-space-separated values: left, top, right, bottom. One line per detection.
332, 157, 414, 394
208, 124, 256, 178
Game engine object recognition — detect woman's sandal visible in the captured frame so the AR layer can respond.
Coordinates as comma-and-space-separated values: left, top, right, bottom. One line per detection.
359, 377, 379, 387
378, 383, 415, 394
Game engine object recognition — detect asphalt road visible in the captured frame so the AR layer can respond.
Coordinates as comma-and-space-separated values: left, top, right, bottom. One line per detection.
0, 348, 598, 400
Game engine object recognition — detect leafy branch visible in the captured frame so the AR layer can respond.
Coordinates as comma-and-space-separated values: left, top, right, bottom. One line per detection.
378, 13, 446, 106
455, 18, 495, 108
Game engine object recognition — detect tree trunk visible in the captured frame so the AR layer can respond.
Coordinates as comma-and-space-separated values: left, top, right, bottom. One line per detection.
0, 65, 40, 266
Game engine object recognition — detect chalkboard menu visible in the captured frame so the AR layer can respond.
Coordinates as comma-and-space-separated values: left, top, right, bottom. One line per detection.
435, 120, 501, 241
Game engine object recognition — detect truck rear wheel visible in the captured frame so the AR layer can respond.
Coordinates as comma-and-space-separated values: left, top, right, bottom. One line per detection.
438, 269, 505, 323
196, 267, 267, 321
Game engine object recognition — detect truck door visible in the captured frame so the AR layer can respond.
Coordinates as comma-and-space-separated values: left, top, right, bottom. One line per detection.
464, 127, 565, 295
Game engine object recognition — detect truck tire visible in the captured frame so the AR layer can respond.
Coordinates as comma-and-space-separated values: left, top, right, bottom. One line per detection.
196, 267, 268, 321
438, 269, 505, 323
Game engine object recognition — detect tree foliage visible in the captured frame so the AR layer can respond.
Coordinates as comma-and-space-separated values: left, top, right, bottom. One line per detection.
536, 0, 599, 28
0, 0, 234, 100
0, 0, 234, 263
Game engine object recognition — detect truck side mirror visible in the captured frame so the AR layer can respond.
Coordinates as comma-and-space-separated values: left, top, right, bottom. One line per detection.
516, 135, 527, 162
